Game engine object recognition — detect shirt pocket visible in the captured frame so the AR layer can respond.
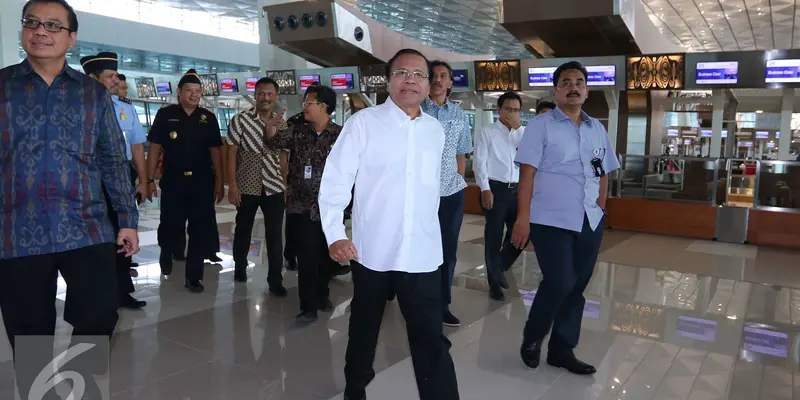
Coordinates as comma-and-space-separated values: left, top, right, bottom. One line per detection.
64, 114, 98, 163
420, 151, 439, 186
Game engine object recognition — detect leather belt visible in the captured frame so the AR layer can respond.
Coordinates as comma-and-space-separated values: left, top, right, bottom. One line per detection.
490, 180, 517, 189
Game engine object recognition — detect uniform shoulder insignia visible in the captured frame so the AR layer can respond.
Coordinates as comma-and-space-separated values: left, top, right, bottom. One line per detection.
160, 104, 172, 109
118, 96, 133, 104
205, 108, 215, 116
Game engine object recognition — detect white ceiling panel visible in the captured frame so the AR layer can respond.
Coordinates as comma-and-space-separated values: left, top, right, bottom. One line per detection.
643, 0, 800, 52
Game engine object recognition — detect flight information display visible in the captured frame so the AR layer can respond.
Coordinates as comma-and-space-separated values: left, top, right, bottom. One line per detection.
701, 129, 712, 137
220, 78, 239, 93
743, 324, 788, 358
677, 316, 717, 342
331, 73, 354, 90
765, 59, 800, 83
528, 65, 616, 87
755, 131, 769, 139
245, 77, 259, 92
667, 129, 679, 137
299, 75, 320, 91
696, 61, 739, 84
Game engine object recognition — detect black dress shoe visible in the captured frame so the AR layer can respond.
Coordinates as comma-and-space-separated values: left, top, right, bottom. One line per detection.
173, 253, 186, 261
296, 310, 318, 323
269, 285, 288, 297
499, 273, 509, 289
207, 253, 223, 263
443, 309, 461, 327
285, 259, 298, 271
130, 262, 139, 268
184, 280, 205, 293
489, 286, 505, 301
234, 270, 247, 282
319, 298, 334, 312
547, 354, 597, 375
120, 294, 146, 310
520, 338, 542, 369
159, 255, 173, 276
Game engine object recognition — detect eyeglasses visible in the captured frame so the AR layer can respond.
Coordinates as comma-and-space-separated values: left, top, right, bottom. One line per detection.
303, 101, 323, 107
390, 69, 429, 81
557, 80, 586, 89
501, 106, 521, 113
21, 18, 71, 33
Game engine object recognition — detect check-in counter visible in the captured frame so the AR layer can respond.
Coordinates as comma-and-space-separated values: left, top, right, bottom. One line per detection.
605, 156, 800, 249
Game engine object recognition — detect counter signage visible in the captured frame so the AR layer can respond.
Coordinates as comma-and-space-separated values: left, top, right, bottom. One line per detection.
765, 59, 800, 83
475, 60, 521, 92
767, 142, 776, 148
155, 81, 171, 96
331, 73, 354, 90
667, 129, 679, 137
245, 77, 258, 92
528, 65, 616, 87
743, 324, 788, 358
755, 131, 769, 139
701, 129, 712, 137
739, 141, 754, 147
220, 78, 238, 93
676, 316, 717, 342
695, 61, 739, 84
265, 70, 297, 95
299, 74, 320, 91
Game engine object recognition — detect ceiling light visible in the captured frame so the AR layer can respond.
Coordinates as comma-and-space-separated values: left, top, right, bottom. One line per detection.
756, 110, 763, 113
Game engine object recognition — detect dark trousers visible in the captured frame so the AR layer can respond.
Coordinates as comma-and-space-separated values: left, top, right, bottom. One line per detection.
344, 262, 459, 400
482, 180, 523, 289
289, 213, 332, 312
523, 215, 604, 355
438, 190, 464, 306
158, 176, 216, 281
104, 163, 138, 298
0, 243, 120, 398
283, 210, 298, 263
233, 190, 284, 287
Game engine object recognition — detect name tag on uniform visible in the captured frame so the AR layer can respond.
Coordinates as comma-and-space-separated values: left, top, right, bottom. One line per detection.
304, 166, 312, 179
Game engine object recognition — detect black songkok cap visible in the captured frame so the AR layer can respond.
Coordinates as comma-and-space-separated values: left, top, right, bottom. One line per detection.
80, 52, 119, 76
179, 69, 202, 87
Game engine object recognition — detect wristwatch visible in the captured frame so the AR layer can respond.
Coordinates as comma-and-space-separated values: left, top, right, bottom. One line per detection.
147, 178, 155, 184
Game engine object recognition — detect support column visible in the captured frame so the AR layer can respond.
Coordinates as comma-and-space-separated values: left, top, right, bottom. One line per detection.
778, 88, 793, 161
604, 89, 619, 151
0, 1, 21, 68
709, 89, 725, 158
724, 90, 738, 158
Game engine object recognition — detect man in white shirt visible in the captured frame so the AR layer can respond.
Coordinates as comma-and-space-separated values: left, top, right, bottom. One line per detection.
319, 48, 460, 400
473, 92, 526, 301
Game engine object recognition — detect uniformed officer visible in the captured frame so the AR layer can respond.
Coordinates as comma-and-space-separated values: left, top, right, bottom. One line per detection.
146, 69, 225, 293
117, 73, 129, 98
512, 61, 620, 375
80, 51, 149, 310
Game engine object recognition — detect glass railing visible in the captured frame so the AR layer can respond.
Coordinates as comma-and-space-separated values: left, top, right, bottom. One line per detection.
616, 155, 724, 205
614, 155, 800, 212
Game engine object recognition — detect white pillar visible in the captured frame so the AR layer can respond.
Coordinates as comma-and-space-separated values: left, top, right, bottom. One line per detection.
709, 89, 725, 158
603, 89, 619, 151
778, 88, 793, 161
0, 1, 22, 68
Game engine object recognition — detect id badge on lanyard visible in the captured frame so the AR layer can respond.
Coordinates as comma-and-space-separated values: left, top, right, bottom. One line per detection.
304, 165, 312, 179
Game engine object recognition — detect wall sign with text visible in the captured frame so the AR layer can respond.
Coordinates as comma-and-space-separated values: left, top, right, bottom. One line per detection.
474, 60, 521, 92
265, 70, 297, 95
359, 64, 388, 94
626, 55, 685, 90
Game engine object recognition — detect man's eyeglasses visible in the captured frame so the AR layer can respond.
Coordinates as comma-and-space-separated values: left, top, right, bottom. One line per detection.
21, 18, 71, 33
557, 80, 586, 89
390, 69, 429, 81
501, 106, 521, 113
303, 101, 323, 107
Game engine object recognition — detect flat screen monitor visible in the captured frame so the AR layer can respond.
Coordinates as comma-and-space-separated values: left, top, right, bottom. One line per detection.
765, 59, 800, 83
683, 139, 693, 145
667, 129, 679, 137
199, 74, 219, 96
220, 78, 239, 93
677, 316, 717, 342
528, 66, 556, 87
696, 61, 739, 84
743, 324, 788, 358
452, 69, 468, 88
755, 131, 769, 139
739, 141, 754, 147
245, 77, 259, 92
155, 81, 172, 96
331, 73, 354, 90
722, 130, 728, 138
299, 74, 320, 91
700, 129, 712, 137
586, 65, 616, 86
776, 131, 781, 139
767, 142, 776, 148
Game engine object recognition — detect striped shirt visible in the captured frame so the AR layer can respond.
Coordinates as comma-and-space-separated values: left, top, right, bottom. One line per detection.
227, 108, 287, 196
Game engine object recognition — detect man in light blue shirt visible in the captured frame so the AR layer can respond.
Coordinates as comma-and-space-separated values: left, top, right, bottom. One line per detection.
81, 52, 148, 310
512, 61, 620, 376
422, 60, 473, 328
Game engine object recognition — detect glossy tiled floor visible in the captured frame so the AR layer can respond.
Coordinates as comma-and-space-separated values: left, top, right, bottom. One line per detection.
2, 201, 800, 399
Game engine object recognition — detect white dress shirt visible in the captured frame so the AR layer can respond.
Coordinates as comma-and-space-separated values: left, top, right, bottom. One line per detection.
473, 120, 526, 191
319, 97, 446, 273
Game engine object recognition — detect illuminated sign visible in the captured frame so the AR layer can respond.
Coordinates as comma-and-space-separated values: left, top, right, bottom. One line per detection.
696, 61, 739, 84
766, 59, 800, 83
198, 74, 219, 97
626, 54, 685, 90
359, 64, 388, 93
331, 73, 354, 90
528, 65, 616, 87
475, 60, 521, 92
265, 70, 297, 95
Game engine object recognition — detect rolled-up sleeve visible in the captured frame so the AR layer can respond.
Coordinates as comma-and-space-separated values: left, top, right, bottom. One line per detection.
97, 94, 138, 229
514, 117, 546, 169
319, 114, 363, 246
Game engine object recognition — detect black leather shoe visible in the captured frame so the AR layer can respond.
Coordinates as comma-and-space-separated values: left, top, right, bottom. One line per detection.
319, 298, 334, 312
234, 270, 247, 282
285, 259, 298, 271
499, 273, 509, 289
184, 280, 205, 293
130, 262, 139, 268
173, 253, 186, 261
120, 294, 146, 310
547, 355, 597, 375
489, 286, 505, 301
207, 253, 223, 263
443, 309, 461, 327
520, 338, 542, 369
269, 285, 288, 297
159, 255, 173, 276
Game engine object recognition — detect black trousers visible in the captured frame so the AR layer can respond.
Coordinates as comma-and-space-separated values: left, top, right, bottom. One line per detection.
289, 213, 332, 312
438, 190, 464, 306
482, 180, 523, 289
523, 215, 604, 356
104, 162, 137, 298
283, 210, 298, 263
344, 262, 459, 400
158, 175, 216, 281
233, 190, 284, 287
0, 243, 120, 398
